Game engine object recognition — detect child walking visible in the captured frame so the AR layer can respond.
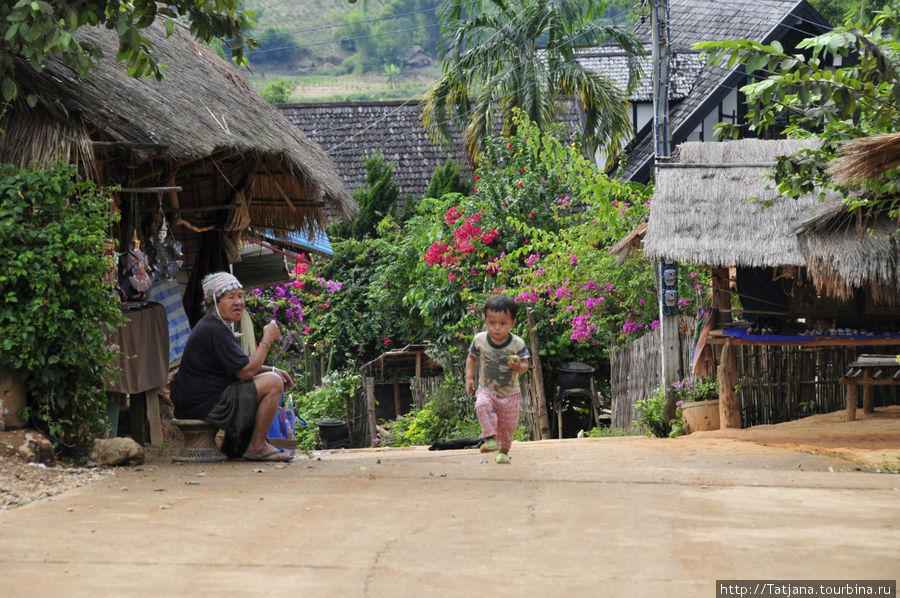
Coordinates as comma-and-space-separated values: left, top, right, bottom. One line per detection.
465, 295, 530, 464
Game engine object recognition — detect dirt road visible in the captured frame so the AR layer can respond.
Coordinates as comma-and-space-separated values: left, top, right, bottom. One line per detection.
1, 423, 898, 597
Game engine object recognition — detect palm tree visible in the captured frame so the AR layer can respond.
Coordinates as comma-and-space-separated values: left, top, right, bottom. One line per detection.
422, 0, 643, 163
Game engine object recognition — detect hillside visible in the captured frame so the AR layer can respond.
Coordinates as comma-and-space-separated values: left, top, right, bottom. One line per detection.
241, 0, 442, 102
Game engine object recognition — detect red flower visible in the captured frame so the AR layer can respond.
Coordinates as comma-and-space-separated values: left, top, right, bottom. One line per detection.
529, 211, 535, 217
518, 182, 523, 188
520, 167, 525, 173
474, 175, 480, 180
507, 142, 512, 148
503, 201, 508, 207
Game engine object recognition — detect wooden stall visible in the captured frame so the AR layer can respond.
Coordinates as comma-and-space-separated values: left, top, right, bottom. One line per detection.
1, 20, 355, 445
640, 138, 900, 429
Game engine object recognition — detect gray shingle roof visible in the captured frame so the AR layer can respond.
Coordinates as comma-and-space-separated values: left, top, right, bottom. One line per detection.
621, 0, 831, 182
574, 46, 703, 102
278, 101, 475, 200
278, 99, 583, 200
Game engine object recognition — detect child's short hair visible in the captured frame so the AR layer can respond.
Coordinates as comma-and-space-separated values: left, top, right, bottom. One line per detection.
484, 294, 518, 319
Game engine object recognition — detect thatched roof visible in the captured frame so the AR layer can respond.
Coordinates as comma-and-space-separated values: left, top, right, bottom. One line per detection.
643, 138, 829, 267
829, 132, 900, 186
793, 195, 900, 303
1, 19, 354, 233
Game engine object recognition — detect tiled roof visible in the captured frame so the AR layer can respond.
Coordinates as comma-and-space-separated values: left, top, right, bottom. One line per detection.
278, 100, 583, 200
278, 101, 475, 200
620, 0, 831, 182
573, 46, 703, 102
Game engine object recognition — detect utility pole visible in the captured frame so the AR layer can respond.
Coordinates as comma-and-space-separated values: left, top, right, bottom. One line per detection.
650, 0, 681, 423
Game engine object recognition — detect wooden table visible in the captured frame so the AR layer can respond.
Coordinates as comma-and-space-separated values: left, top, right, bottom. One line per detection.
839, 354, 900, 421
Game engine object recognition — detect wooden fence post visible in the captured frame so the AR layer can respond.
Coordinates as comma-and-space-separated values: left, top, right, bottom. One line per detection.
527, 308, 551, 440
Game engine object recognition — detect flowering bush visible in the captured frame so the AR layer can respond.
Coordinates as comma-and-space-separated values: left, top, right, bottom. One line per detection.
673, 377, 719, 405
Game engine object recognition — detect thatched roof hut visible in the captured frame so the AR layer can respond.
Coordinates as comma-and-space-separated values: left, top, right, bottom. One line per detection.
792, 132, 900, 304
643, 138, 827, 268
1, 19, 354, 242
641, 137, 899, 306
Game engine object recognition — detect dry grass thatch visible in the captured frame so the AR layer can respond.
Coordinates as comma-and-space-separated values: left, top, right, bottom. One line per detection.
643, 138, 828, 268
1, 19, 354, 232
829, 132, 900, 185
794, 199, 899, 303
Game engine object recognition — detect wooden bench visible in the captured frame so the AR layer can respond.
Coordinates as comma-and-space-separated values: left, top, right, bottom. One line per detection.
171, 419, 227, 462
838, 354, 899, 421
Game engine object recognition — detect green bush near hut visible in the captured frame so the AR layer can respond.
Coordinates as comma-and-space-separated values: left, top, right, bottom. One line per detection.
0, 160, 123, 454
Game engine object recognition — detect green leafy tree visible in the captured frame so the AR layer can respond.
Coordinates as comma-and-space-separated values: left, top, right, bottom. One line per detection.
425, 158, 472, 199
694, 5, 900, 215
259, 80, 293, 104
0, 0, 257, 104
0, 161, 123, 453
422, 0, 643, 161
351, 151, 400, 240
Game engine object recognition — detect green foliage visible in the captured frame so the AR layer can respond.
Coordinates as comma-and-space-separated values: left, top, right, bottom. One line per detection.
0, 0, 257, 104
633, 386, 685, 438
584, 426, 639, 437
259, 80, 293, 104
292, 371, 360, 451
379, 375, 477, 446
425, 158, 472, 200
0, 160, 123, 453
351, 151, 400, 240
672, 377, 718, 404
422, 0, 643, 160
694, 6, 900, 215
246, 28, 306, 71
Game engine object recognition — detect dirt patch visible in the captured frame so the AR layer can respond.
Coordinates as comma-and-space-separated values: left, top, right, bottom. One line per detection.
684, 405, 900, 471
0, 429, 114, 509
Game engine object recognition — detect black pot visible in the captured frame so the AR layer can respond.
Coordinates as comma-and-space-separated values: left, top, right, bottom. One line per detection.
316, 418, 349, 448
556, 361, 595, 390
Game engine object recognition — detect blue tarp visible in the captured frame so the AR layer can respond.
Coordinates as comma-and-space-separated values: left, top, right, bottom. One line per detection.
722, 327, 900, 343
256, 229, 333, 257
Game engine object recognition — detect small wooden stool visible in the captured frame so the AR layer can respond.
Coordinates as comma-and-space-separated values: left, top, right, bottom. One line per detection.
171, 419, 227, 462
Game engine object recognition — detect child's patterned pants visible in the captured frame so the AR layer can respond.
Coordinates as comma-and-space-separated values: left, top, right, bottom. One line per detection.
475, 388, 521, 453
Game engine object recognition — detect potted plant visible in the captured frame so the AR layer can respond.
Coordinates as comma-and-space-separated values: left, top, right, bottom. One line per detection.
675, 377, 720, 432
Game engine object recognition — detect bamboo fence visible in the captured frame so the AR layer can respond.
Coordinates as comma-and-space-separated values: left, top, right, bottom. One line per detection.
612, 332, 900, 430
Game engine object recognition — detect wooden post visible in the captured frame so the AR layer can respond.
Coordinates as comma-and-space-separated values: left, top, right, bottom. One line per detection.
862, 370, 875, 415
527, 308, 551, 440
717, 340, 741, 429
145, 387, 163, 447
415, 351, 422, 380
365, 377, 377, 447
711, 268, 732, 324
845, 382, 858, 421
393, 369, 402, 418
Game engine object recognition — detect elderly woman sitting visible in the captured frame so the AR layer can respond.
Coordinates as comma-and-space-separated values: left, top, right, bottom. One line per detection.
172, 272, 293, 462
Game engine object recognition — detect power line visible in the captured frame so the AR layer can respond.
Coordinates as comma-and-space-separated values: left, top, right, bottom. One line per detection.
251, 5, 442, 39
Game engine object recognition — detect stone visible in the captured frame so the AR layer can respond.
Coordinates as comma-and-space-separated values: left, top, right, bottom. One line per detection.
90, 437, 144, 466
17, 431, 56, 465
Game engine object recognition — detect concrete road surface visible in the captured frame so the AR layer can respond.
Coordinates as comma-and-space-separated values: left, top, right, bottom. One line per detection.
0, 437, 897, 597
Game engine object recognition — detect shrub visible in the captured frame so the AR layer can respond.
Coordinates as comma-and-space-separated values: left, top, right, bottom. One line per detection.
633, 385, 685, 438
291, 370, 359, 451
0, 160, 123, 454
